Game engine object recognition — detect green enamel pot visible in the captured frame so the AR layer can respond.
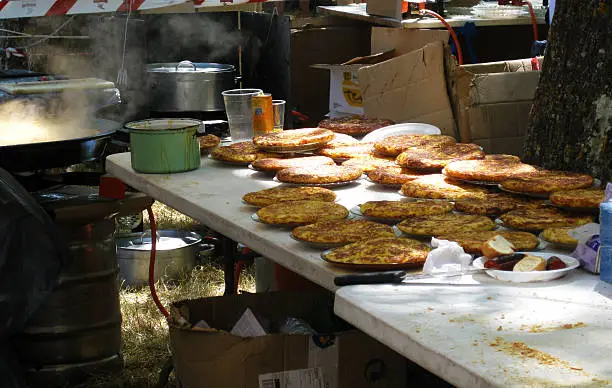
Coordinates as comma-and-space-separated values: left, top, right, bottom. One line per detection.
126, 118, 202, 174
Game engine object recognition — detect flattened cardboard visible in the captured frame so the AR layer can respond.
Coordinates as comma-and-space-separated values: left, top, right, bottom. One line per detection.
291, 23, 371, 126
312, 28, 452, 119
472, 136, 526, 157
452, 58, 541, 146
169, 292, 406, 388
311, 51, 396, 116
358, 41, 457, 137
366, 0, 402, 20
467, 101, 533, 139
467, 72, 540, 105
370, 28, 449, 56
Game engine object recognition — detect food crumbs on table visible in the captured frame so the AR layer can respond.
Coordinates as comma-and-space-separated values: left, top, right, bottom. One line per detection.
489, 337, 586, 373
427, 307, 434, 311
521, 322, 587, 333
501, 314, 505, 319
416, 329, 420, 333
449, 319, 455, 322
487, 296, 493, 300
497, 326, 503, 331
441, 312, 446, 315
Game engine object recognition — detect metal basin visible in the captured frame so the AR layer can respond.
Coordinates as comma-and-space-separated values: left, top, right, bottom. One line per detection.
116, 230, 203, 286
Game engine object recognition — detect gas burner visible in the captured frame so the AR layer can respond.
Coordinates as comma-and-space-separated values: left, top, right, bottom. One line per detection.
11, 170, 104, 193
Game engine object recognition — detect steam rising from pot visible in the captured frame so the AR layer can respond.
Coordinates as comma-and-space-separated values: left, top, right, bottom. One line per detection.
0, 89, 103, 147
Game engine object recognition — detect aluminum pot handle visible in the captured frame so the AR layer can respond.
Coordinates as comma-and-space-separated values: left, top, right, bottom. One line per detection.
176, 60, 197, 71
234, 76, 242, 84
138, 230, 161, 245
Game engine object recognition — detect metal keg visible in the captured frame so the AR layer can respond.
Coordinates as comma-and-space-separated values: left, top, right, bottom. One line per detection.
15, 218, 122, 387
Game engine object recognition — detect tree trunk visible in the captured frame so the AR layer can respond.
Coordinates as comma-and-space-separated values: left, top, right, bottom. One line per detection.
523, 0, 612, 181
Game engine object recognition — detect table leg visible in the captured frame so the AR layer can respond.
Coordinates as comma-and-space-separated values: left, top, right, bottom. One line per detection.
221, 236, 237, 295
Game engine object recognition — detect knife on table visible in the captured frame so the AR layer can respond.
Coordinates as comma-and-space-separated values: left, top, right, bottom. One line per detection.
334, 269, 484, 286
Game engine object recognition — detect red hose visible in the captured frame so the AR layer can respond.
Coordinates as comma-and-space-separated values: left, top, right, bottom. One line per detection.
420, 9, 464, 65
147, 206, 169, 318
520, 1, 539, 42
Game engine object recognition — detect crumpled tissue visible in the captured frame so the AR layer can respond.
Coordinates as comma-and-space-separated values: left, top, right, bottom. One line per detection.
423, 238, 472, 275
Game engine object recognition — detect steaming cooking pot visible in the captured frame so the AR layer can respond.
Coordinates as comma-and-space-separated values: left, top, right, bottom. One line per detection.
146, 61, 237, 112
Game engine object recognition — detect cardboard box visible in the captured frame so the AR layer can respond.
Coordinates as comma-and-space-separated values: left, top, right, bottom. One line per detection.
291, 19, 371, 126
312, 28, 456, 137
452, 58, 541, 156
359, 41, 457, 137
366, 0, 402, 20
169, 292, 407, 388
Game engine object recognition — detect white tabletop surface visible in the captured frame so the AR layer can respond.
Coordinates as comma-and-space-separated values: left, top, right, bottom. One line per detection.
106, 152, 409, 291
319, 4, 546, 29
107, 152, 612, 387
335, 271, 612, 387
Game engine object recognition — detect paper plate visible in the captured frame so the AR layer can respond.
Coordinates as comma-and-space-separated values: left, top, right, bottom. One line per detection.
472, 252, 579, 283
361, 123, 441, 143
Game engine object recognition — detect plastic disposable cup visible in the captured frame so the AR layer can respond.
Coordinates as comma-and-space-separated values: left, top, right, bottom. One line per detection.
272, 100, 286, 132
222, 89, 263, 141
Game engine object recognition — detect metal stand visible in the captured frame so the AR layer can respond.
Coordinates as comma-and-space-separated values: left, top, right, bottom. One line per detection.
221, 236, 237, 295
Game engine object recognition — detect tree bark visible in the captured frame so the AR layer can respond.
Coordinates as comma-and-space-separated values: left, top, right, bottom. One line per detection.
523, 0, 612, 181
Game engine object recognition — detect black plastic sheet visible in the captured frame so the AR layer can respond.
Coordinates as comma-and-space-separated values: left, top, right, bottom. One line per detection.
0, 167, 71, 387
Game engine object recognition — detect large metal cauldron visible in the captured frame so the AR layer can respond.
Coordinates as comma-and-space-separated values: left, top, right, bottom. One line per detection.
147, 61, 237, 112
15, 218, 122, 387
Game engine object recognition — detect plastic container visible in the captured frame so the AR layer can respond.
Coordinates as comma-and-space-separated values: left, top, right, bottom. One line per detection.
272, 100, 286, 132
222, 89, 263, 141
126, 118, 202, 174
599, 246, 612, 283
600, 202, 612, 245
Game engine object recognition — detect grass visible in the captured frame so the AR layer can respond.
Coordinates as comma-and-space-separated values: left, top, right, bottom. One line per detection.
76, 202, 256, 387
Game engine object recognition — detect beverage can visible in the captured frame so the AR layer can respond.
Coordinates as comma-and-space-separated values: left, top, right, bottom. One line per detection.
252, 94, 274, 136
